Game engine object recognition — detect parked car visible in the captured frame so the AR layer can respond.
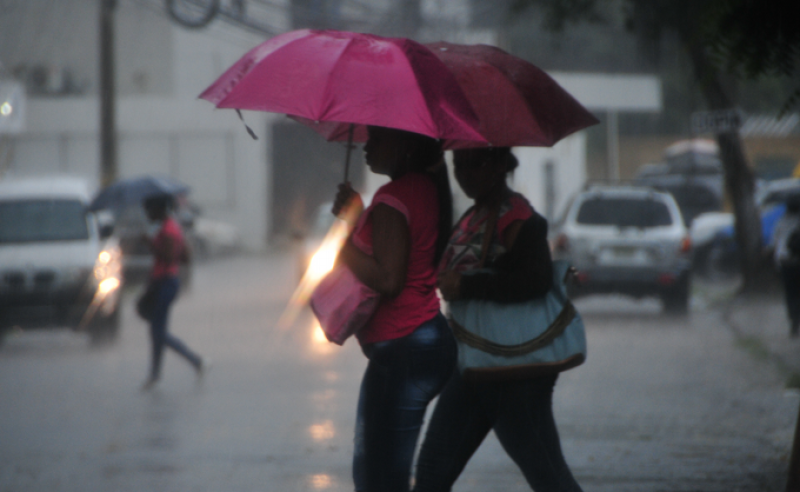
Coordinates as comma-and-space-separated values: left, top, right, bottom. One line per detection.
552, 183, 693, 313
690, 177, 800, 278
633, 139, 724, 226
0, 177, 123, 344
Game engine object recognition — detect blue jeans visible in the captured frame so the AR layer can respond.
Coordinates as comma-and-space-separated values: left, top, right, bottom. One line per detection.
353, 312, 456, 492
414, 372, 583, 492
148, 276, 202, 380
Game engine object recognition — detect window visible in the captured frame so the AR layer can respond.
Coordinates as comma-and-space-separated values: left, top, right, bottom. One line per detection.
576, 197, 672, 228
0, 199, 89, 243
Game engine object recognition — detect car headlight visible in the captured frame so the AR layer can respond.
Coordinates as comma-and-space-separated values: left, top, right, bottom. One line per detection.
93, 239, 122, 288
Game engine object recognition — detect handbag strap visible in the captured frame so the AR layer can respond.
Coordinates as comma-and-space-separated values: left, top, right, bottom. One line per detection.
478, 205, 501, 268
450, 301, 577, 357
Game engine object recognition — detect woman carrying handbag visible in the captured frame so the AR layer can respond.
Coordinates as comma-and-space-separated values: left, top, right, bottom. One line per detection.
413, 147, 583, 492
331, 126, 457, 492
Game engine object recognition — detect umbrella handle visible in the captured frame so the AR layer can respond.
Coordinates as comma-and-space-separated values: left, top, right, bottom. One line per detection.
343, 124, 354, 182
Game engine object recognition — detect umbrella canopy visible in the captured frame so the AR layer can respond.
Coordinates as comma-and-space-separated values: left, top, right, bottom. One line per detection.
427, 42, 598, 148
307, 41, 599, 149
199, 29, 485, 144
89, 175, 189, 212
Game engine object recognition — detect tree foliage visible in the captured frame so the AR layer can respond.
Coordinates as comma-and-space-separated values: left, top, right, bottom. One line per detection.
703, 0, 800, 113
511, 0, 795, 292
513, 0, 800, 113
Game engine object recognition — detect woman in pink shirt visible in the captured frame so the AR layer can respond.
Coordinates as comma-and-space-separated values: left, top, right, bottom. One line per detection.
332, 126, 457, 492
141, 194, 205, 390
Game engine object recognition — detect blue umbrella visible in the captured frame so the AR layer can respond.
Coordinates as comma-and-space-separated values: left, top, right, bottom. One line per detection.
89, 175, 190, 212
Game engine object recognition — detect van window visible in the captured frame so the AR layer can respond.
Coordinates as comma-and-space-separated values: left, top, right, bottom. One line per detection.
576, 197, 673, 228
0, 199, 89, 243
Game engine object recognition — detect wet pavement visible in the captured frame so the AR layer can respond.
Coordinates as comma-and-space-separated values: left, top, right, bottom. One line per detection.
0, 252, 797, 491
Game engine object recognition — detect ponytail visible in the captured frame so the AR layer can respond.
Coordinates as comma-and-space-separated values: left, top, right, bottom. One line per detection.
429, 160, 452, 265
393, 128, 453, 266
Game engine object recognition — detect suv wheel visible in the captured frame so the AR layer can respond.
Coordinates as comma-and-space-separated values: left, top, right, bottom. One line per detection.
662, 275, 690, 315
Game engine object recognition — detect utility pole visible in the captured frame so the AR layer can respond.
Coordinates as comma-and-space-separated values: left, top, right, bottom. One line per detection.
99, 0, 117, 187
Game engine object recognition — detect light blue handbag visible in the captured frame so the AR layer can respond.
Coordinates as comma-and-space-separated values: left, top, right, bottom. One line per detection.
448, 260, 587, 382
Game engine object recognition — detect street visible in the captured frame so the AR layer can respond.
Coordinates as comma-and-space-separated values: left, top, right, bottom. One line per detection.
0, 252, 797, 492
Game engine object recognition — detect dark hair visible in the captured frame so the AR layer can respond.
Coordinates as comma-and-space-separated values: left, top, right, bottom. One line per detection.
391, 129, 452, 264
454, 146, 518, 173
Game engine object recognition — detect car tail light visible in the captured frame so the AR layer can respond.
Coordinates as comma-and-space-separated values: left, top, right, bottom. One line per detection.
554, 233, 569, 253
576, 271, 589, 285
679, 236, 692, 254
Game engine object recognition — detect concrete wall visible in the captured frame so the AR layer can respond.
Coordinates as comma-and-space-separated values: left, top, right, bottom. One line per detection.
1, 97, 275, 251
0, 2, 278, 251
511, 133, 587, 222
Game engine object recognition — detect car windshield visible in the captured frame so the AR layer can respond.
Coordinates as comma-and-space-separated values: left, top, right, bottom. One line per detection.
0, 199, 89, 243
576, 197, 673, 228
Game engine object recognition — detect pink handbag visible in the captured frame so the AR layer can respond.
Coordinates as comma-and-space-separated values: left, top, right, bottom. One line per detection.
309, 264, 379, 345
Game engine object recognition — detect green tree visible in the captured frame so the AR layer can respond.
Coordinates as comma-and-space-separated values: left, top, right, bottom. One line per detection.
513, 0, 799, 292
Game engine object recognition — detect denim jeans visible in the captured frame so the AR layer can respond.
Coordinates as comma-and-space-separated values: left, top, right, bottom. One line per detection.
414, 372, 583, 492
148, 276, 202, 380
353, 312, 456, 492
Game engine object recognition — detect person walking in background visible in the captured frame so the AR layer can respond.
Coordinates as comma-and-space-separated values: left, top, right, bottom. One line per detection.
413, 147, 583, 492
771, 195, 800, 338
141, 193, 205, 390
331, 126, 457, 492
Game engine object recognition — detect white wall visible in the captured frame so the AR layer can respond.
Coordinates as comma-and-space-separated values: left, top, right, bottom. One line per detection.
3, 97, 274, 251
511, 132, 586, 223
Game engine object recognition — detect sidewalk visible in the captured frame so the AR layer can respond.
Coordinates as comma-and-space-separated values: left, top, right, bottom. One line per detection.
699, 274, 800, 386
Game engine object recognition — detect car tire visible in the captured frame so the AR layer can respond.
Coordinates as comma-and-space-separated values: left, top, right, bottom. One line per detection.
662, 275, 690, 315
89, 309, 120, 345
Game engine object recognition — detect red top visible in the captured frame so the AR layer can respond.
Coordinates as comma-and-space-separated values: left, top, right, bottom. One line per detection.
351, 173, 441, 344
151, 217, 184, 279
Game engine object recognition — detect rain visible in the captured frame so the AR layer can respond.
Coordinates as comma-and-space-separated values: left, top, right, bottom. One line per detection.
1, 1, 799, 491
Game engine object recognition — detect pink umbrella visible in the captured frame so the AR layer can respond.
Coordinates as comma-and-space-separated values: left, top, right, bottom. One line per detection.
199, 29, 486, 145
304, 41, 599, 149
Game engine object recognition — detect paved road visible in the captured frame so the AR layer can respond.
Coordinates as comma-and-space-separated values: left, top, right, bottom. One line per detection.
0, 253, 796, 491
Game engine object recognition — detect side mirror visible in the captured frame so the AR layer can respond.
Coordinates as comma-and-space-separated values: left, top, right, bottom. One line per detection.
95, 210, 116, 239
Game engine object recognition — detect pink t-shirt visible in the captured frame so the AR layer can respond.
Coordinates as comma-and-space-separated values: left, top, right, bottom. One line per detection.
351, 173, 441, 344
151, 217, 184, 279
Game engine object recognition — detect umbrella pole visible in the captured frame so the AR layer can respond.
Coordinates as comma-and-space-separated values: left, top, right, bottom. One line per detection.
343, 124, 354, 183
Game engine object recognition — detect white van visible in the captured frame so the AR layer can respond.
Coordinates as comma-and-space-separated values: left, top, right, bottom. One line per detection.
0, 177, 123, 344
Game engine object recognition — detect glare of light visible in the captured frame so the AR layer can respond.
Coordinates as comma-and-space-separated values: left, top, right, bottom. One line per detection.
307, 246, 337, 282
308, 420, 336, 441
310, 319, 334, 355
78, 241, 124, 330
312, 321, 328, 343
97, 277, 120, 295
98, 250, 111, 264
0, 102, 11, 116
276, 195, 363, 331
309, 474, 332, 489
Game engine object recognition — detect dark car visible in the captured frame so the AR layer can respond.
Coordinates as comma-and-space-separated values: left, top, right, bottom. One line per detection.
634, 150, 724, 226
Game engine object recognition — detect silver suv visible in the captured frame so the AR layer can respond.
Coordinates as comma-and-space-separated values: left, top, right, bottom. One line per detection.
553, 184, 692, 313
